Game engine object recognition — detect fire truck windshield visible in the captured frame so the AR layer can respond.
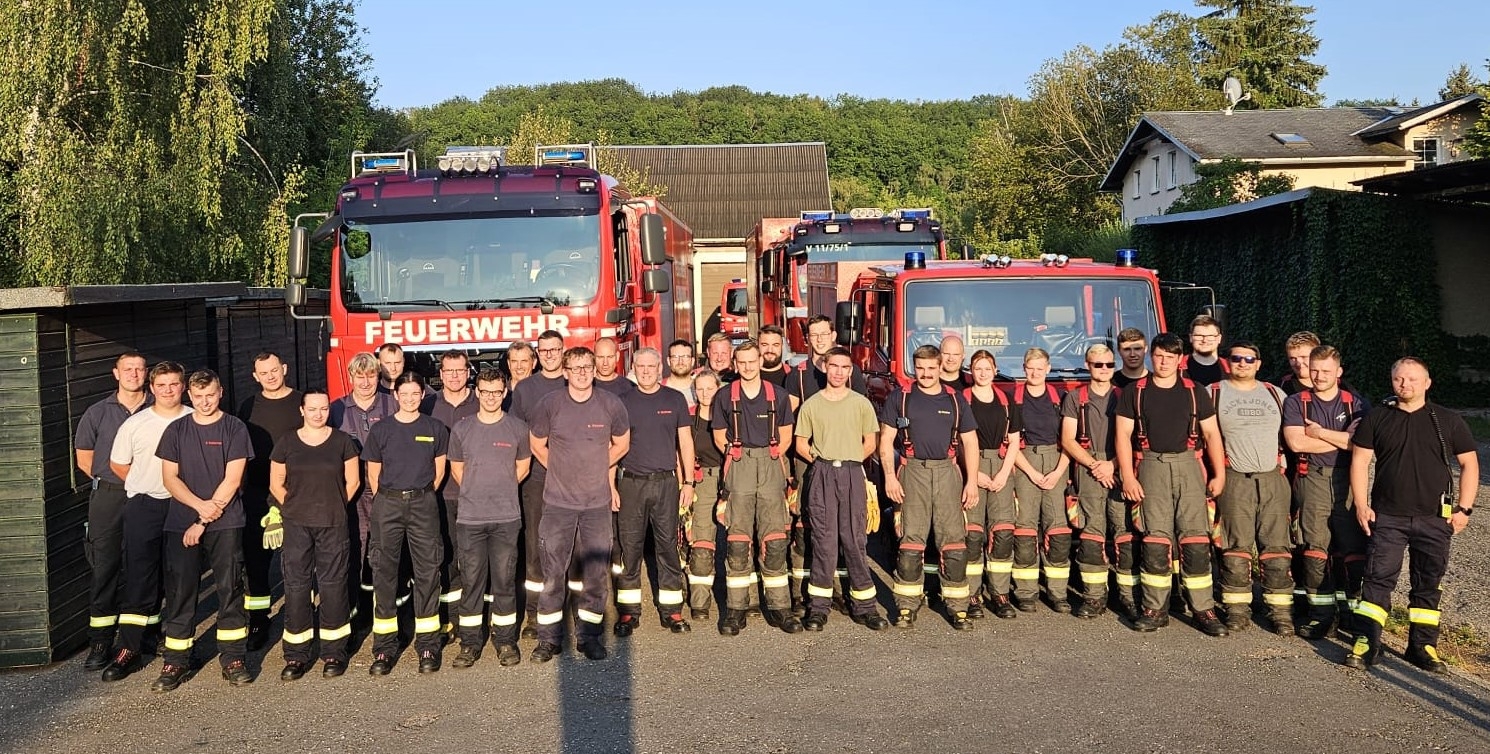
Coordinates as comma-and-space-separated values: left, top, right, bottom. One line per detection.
900, 277, 1161, 379
339, 213, 602, 310
803, 241, 938, 263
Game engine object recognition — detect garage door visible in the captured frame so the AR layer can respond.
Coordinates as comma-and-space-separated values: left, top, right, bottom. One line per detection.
700, 261, 747, 343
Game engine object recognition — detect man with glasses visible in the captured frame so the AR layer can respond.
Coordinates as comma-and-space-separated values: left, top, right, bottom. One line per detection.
1113, 328, 1149, 389
593, 337, 635, 396
1210, 341, 1293, 634
1060, 344, 1129, 619
527, 347, 630, 662
432, 350, 479, 634
508, 330, 569, 636
664, 339, 697, 408
1182, 316, 1227, 386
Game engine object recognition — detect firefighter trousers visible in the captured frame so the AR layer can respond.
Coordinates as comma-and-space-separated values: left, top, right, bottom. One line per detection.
370, 489, 444, 658
1355, 513, 1452, 651
1072, 454, 1131, 608
162, 527, 246, 669
723, 448, 791, 612
616, 474, 687, 617
688, 466, 723, 613
241, 487, 275, 624
117, 494, 167, 654
788, 456, 812, 602
1294, 464, 1365, 620
85, 481, 129, 643
520, 470, 547, 617
1012, 444, 1070, 604
1217, 468, 1293, 615
536, 505, 611, 645
806, 460, 877, 616
970, 450, 1017, 599
438, 492, 463, 623
1135, 452, 1214, 613
455, 520, 521, 649
893, 458, 970, 615
280, 521, 351, 664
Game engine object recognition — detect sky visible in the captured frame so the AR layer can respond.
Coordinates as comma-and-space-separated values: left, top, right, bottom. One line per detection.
358, 0, 1489, 110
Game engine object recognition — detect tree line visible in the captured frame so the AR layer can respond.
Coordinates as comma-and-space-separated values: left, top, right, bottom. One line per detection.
2, 0, 1487, 287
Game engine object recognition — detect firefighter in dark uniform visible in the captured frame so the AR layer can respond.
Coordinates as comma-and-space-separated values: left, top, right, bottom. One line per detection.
880, 345, 980, 631
330, 352, 399, 621
614, 348, 695, 636
266, 390, 360, 680
509, 330, 568, 637
685, 369, 725, 619
712, 339, 799, 636
74, 352, 150, 670
1346, 357, 1478, 673
964, 350, 1022, 620
1059, 345, 1129, 619
1010, 347, 1071, 612
1114, 333, 1229, 636
237, 351, 304, 650
362, 371, 450, 675
1282, 345, 1369, 640
431, 350, 479, 634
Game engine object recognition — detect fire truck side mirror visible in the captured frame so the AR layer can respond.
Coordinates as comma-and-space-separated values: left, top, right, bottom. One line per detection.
285, 280, 306, 308
642, 268, 670, 294
836, 301, 863, 345
287, 226, 310, 280
639, 214, 667, 266
761, 279, 775, 294
762, 249, 778, 279
605, 307, 630, 324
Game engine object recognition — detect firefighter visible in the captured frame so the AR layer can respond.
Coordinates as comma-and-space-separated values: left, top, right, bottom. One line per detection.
880, 345, 980, 630
99, 362, 190, 682
329, 352, 399, 621
527, 347, 630, 662
794, 347, 889, 631
266, 390, 360, 680
614, 348, 695, 636
236, 351, 304, 651
964, 350, 1022, 620
1282, 346, 1369, 640
939, 335, 969, 389
448, 368, 531, 668
1114, 333, 1229, 636
702, 332, 738, 384
74, 352, 151, 671
593, 337, 635, 396
508, 330, 568, 637
711, 339, 799, 636
1181, 315, 1227, 386
1059, 345, 1130, 620
1346, 357, 1478, 672
664, 339, 699, 409
431, 350, 479, 637
1113, 328, 1149, 389
758, 325, 792, 388
1209, 341, 1293, 634
686, 369, 725, 619
363, 371, 450, 675
153, 369, 254, 691
501, 340, 537, 411
1010, 348, 1071, 612
376, 342, 435, 410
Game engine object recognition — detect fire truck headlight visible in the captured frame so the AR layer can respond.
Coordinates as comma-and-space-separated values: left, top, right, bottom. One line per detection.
823, 223, 841, 234
896, 221, 915, 232
438, 156, 452, 172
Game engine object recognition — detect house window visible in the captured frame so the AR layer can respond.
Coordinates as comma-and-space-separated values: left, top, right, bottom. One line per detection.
1132, 169, 1141, 199
1413, 138, 1440, 169
1167, 151, 1177, 189
1151, 157, 1161, 193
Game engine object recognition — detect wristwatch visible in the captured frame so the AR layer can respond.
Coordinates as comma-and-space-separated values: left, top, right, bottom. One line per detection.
1453, 505, 1473, 517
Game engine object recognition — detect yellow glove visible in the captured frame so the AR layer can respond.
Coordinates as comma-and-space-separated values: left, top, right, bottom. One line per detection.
261, 506, 284, 550
865, 482, 880, 534
785, 479, 800, 516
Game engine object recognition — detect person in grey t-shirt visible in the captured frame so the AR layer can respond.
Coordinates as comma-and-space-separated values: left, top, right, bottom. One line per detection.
1210, 340, 1293, 634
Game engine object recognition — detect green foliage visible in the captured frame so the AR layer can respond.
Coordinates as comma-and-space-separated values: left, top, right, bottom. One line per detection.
1440, 63, 1483, 101
1041, 221, 1131, 263
1166, 158, 1295, 214
1460, 62, 1490, 158
1332, 98, 1404, 107
1195, 0, 1327, 108
1136, 189, 1446, 400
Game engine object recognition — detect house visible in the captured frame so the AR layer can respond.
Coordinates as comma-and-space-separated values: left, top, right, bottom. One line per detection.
1101, 93, 1484, 223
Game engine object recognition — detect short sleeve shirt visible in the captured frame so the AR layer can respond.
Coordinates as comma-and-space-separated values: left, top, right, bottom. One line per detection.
77, 393, 152, 483
330, 392, 399, 450
1183, 358, 1226, 386
270, 430, 359, 528
692, 408, 724, 468
594, 376, 637, 397
1352, 402, 1475, 517
711, 382, 793, 449
1281, 389, 1368, 467
529, 389, 629, 511
362, 414, 449, 491
795, 391, 878, 462
432, 390, 480, 498
449, 414, 530, 525
1060, 386, 1117, 457
791, 362, 868, 406
155, 415, 254, 533
880, 387, 978, 461
238, 391, 305, 491
1012, 385, 1063, 446
968, 389, 1018, 454
1211, 382, 1287, 473
111, 406, 192, 498
622, 387, 690, 474
1115, 379, 1216, 454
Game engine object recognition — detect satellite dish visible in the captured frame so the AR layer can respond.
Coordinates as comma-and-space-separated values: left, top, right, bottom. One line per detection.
1222, 76, 1251, 114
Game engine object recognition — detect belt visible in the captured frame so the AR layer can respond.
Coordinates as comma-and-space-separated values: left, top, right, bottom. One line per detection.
96, 479, 125, 491
903, 457, 955, 467
813, 459, 862, 468
698, 466, 722, 476
380, 485, 434, 499
1236, 468, 1285, 478
621, 469, 675, 481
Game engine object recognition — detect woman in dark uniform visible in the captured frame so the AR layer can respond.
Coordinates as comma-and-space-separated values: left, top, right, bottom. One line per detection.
685, 369, 725, 619
362, 372, 450, 675
268, 390, 360, 680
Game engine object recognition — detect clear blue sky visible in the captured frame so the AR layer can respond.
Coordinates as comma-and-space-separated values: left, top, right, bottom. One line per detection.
359, 0, 1488, 110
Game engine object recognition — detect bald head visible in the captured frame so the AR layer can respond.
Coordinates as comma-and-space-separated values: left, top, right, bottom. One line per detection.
939, 335, 965, 380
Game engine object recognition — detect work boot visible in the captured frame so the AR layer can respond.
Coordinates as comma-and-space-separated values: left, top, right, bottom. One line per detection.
530, 642, 560, 664
1072, 600, 1106, 620
1046, 594, 1072, 614
719, 609, 747, 637
1132, 608, 1170, 633
851, 613, 890, 631
1295, 616, 1335, 640
451, 645, 480, 669
151, 663, 189, 692
1342, 635, 1379, 670
368, 653, 394, 676
1270, 611, 1295, 637
220, 660, 252, 686
83, 640, 113, 671
1116, 599, 1140, 623
495, 644, 521, 667
965, 600, 986, 620
100, 648, 141, 682
613, 614, 639, 637
892, 609, 918, 629
765, 609, 803, 634
950, 611, 975, 631
417, 650, 440, 674
989, 595, 1018, 620
1334, 611, 1358, 642
690, 608, 711, 621
1224, 605, 1251, 632
279, 660, 309, 681
1012, 595, 1039, 613
661, 612, 692, 634
1193, 609, 1230, 637
321, 659, 347, 678
577, 639, 607, 661
1405, 645, 1448, 675
802, 612, 828, 632
521, 612, 539, 640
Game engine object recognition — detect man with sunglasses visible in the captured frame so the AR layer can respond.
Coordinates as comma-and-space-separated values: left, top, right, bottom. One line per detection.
1060, 345, 1129, 619
1210, 341, 1293, 634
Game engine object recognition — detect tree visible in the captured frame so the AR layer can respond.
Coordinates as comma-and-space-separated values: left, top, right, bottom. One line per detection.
1195, 0, 1327, 108
1440, 63, 1483, 100
502, 108, 667, 198
1332, 98, 1403, 107
1166, 158, 1294, 214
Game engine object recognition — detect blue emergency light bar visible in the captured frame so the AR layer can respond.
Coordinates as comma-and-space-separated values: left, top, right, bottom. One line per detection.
896, 208, 932, 220
800, 210, 834, 222
1116, 248, 1138, 268
904, 251, 926, 270
362, 157, 403, 171
543, 150, 586, 162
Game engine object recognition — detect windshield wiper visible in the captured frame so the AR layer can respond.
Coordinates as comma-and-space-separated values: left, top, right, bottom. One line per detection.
377, 299, 456, 311
1049, 367, 1092, 376
455, 297, 558, 313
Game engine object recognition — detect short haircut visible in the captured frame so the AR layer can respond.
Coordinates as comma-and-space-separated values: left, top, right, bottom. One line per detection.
1310, 345, 1342, 365
1117, 327, 1147, 346
348, 352, 379, 376
302, 388, 330, 405
562, 346, 594, 367
733, 339, 760, 357
148, 361, 186, 383
1085, 343, 1113, 360
1286, 331, 1321, 350
594, 336, 618, 351
634, 347, 661, 363
1391, 356, 1430, 378
187, 369, 220, 390
1151, 333, 1185, 356
824, 346, 852, 361
439, 350, 468, 367
1189, 314, 1221, 332
808, 314, 833, 328
253, 351, 284, 367
1023, 347, 1049, 364
706, 332, 733, 346
1228, 339, 1261, 358
506, 341, 536, 359
116, 351, 147, 367
913, 345, 941, 362
969, 350, 997, 369
692, 368, 719, 387
393, 370, 425, 390
759, 324, 786, 339
376, 342, 403, 357
537, 330, 565, 345
476, 367, 507, 390
667, 339, 694, 355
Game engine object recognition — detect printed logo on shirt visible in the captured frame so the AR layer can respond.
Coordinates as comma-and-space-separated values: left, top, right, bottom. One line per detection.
205, 440, 223, 447
587, 423, 607, 429
937, 410, 951, 416
753, 413, 769, 420
657, 410, 674, 416
415, 435, 435, 442
494, 441, 513, 448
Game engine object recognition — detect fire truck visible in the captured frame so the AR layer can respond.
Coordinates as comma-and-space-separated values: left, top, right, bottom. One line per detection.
284, 144, 693, 398
718, 279, 749, 344
829, 250, 1167, 401
746, 209, 946, 353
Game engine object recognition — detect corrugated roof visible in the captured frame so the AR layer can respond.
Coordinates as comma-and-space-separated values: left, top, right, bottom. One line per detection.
1145, 108, 1415, 161
607, 143, 830, 239
1353, 93, 1484, 138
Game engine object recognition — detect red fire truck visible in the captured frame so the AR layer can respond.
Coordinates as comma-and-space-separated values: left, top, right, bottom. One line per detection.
829, 251, 1167, 401
747, 209, 946, 354
719, 279, 750, 344
284, 144, 693, 398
